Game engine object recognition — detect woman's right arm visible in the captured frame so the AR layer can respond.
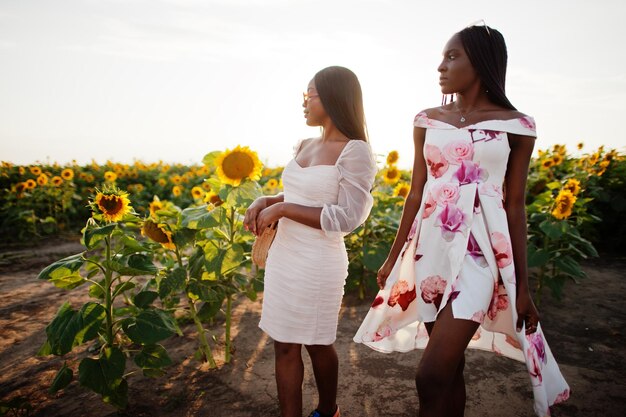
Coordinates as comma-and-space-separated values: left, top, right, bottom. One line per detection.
377, 127, 427, 288
244, 193, 284, 235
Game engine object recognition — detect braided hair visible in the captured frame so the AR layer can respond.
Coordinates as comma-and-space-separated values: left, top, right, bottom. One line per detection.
458, 26, 517, 111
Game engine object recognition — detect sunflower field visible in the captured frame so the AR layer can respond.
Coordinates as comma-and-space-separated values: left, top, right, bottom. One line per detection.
0, 143, 624, 407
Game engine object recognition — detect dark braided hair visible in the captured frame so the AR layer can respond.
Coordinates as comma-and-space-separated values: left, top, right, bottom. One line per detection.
458, 26, 517, 110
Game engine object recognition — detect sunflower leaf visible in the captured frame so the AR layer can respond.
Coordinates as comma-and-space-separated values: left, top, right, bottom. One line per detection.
180, 205, 220, 229
83, 224, 116, 250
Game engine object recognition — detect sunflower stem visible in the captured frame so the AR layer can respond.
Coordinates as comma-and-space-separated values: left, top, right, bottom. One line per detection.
104, 234, 114, 347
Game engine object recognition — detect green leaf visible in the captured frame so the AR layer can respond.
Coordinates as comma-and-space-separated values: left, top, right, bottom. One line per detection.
202, 151, 222, 167
181, 205, 220, 229
133, 291, 159, 308
203, 243, 244, 275
554, 256, 587, 280
78, 347, 128, 408
158, 267, 187, 298
41, 302, 106, 356
539, 219, 563, 239
527, 247, 550, 268
83, 223, 116, 250
187, 280, 222, 303
119, 235, 150, 255
226, 181, 263, 207
112, 281, 136, 298
49, 363, 73, 394
196, 291, 225, 320
127, 253, 158, 274
89, 281, 105, 299
38, 253, 86, 290
188, 247, 205, 279
133, 344, 172, 377
121, 309, 176, 344
173, 227, 197, 248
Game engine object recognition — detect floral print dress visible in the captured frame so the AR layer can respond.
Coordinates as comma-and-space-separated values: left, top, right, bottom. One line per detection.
354, 113, 570, 417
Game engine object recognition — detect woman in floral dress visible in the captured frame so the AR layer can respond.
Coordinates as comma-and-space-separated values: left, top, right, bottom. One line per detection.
354, 25, 569, 417
245, 66, 377, 417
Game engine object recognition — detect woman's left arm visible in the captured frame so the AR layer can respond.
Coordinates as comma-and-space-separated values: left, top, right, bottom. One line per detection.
255, 141, 377, 234
505, 133, 540, 335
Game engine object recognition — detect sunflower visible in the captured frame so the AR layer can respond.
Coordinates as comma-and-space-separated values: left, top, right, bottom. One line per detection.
94, 189, 132, 222
133, 183, 144, 193
201, 181, 212, 191
158, 178, 167, 187
142, 220, 175, 250
29, 166, 42, 176
541, 159, 555, 169
170, 174, 182, 185
149, 198, 163, 218
563, 179, 581, 196
18, 166, 25, 175
191, 186, 204, 200
104, 171, 117, 182
393, 182, 410, 199
577, 142, 584, 150
386, 150, 399, 165
552, 154, 564, 166
383, 166, 401, 184
51, 176, 63, 186
15, 182, 27, 194
551, 189, 576, 220
266, 178, 279, 189
37, 173, 49, 186
215, 145, 263, 187
172, 185, 182, 197
597, 160, 610, 176
24, 179, 37, 189
61, 168, 74, 180
204, 191, 223, 207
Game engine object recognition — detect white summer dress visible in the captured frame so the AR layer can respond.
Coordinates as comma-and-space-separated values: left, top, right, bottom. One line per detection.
260, 139, 377, 346
354, 113, 570, 417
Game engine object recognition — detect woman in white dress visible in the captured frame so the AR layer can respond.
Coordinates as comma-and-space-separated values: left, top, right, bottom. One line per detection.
244, 66, 377, 417
354, 25, 569, 416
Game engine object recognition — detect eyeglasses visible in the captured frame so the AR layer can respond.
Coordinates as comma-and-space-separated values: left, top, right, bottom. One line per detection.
466, 19, 490, 35
302, 91, 319, 104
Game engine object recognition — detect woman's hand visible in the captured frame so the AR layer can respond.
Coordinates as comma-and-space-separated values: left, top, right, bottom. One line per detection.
376, 258, 396, 289
244, 197, 267, 235
516, 289, 540, 335
256, 203, 284, 234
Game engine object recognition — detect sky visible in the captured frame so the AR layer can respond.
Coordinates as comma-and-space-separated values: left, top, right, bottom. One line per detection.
1, 0, 625, 169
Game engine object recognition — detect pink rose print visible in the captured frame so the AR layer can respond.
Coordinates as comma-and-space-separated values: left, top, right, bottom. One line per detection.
469, 129, 505, 143
414, 253, 423, 262
436, 203, 467, 241
387, 280, 417, 311
527, 348, 543, 385
420, 275, 447, 309
443, 140, 474, 164
373, 319, 393, 342
527, 332, 547, 364
414, 111, 438, 127
471, 310, 486, 323
422, 192, 436, 219
424, 144, 449, 178
491, 231, 513, 268
505, 334, 521, 349
454, 160, 488, 185
554, 389, 570, 404
467, 233, 488, 267
371, 296, 384, 308
407, 217, 419, 241
487, 284, 509, 320
431, 182, 460, 206
479, 183, 504, 208
519, 116, 536, 131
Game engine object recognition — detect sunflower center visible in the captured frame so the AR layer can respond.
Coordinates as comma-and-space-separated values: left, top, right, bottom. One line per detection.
221, 152, 254, 180
98, 195, 124, 215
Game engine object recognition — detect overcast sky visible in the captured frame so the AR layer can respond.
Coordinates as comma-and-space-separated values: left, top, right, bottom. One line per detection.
1, 0, 625, 169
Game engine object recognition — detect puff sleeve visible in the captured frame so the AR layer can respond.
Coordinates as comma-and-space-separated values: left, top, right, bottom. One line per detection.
320, 140, 378, 236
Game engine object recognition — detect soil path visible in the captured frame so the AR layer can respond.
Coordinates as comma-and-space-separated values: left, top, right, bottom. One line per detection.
0, 238, 625, 416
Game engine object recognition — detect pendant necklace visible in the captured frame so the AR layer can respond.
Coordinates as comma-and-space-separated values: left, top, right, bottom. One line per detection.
457, 106, 479, 123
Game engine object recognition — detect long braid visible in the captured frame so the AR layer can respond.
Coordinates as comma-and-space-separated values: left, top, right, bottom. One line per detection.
459, 26, 517, 111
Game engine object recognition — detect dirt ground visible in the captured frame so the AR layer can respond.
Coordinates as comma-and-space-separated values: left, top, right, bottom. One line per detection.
0, 237, 625, 417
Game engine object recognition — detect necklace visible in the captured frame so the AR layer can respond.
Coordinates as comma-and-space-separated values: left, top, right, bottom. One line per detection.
455, 106, 480, 123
